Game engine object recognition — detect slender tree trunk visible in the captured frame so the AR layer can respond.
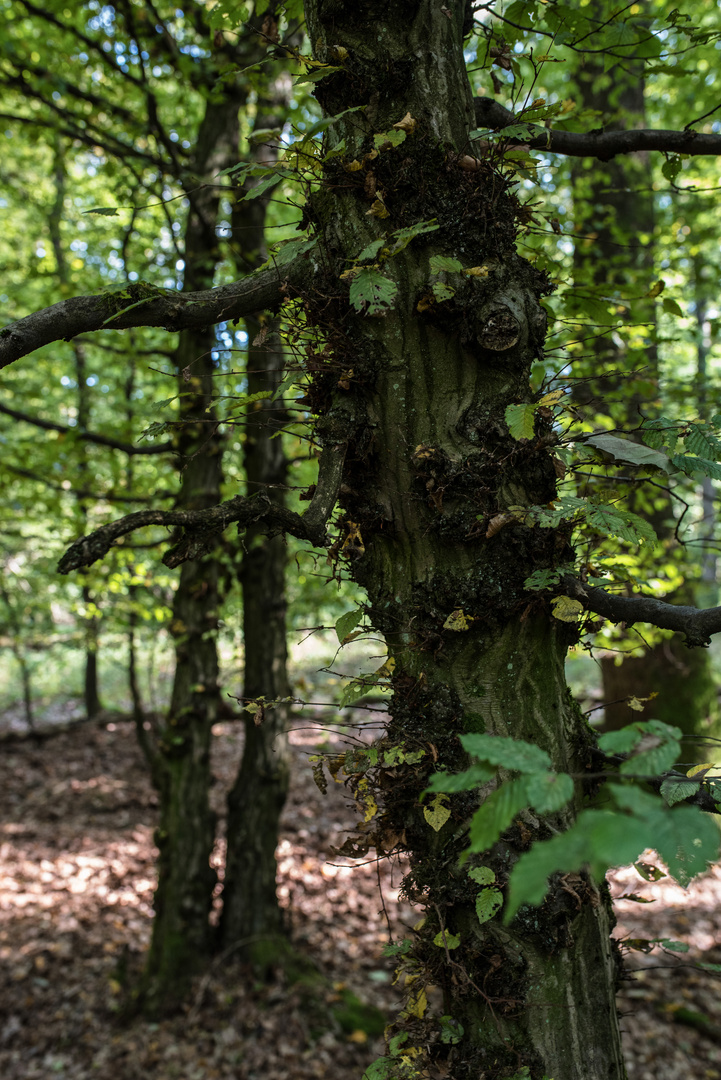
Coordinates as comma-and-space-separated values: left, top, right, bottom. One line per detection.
302, 2, 626, 1075
220, 323, 291, 946
49, 143, 104, 720
139, 95, 241, 1011
219, 84, 293, 952
569, 55, 718, 739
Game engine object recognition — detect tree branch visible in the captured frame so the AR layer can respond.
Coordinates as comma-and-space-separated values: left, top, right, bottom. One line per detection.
57, 441, 347, 574
562, 576, 721, 648
473, 98, 721, 162
0, 259, 308, 370
0, 402, 173, 455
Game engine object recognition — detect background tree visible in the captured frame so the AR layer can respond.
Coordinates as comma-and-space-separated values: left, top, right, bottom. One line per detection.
6, 1, 721, 1076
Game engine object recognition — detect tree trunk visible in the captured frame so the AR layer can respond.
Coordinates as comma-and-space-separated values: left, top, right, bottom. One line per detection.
220, 323, 291, 948
569, 54, 718, 742
140, 94, 241, 1011
219, 83, 294, 953
303, 2, 626, 1076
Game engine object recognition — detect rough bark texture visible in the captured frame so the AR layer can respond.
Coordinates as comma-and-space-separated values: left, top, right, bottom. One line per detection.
301, 2, 626, 1076
220, 320, 292, 939
220, 73, 295, 951
139, 92, 242, 1011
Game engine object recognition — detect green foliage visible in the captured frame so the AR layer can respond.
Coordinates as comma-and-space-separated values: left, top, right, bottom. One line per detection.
505, 402, 537, 440
349, 268, 398, 316
598, 719, 681, 776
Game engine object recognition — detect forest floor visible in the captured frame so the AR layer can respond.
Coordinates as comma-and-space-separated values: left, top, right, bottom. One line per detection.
0, 703, 721, 1080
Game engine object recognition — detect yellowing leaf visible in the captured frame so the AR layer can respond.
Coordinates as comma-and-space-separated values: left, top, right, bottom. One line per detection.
424, 794, 451, 832
348, 1030, 368, 1043
356, 777, 378, 822
443, 609, 473, 631
375, 656, 396, 679
433, 929, 461, 949
404, 985, 428, 1018
366, 196, 390, 219
332, 45, 349, 60
344, 159, 363, 172
550, 595, 584, 623
647, 279, 665, 298
626, 692, 657, 712
339, 267, 361, 281
463, 265, 490, 278
393, 111, 417, 133
687, 762, 716, 778
538, 389, 566, 407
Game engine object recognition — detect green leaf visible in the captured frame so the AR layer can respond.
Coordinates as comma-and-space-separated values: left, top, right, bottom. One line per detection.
388, 218, 439, 256
611, 785, 718, 883
505, 809, 651, 921
242, 171, 285, 202
662, 155, 683, 182
271, 236, 317, 266
505, 402, 537, 440
349, 268, 398, 315
339, 677, 376, 707
586, 504, 657, 547
617, 720, 681, 777
475, 887, 503, 925
381, 939, 413, 957
429, 255, 463, 274
83, 206, 120, 217
468, 866, 496, 885
438, 1016, 464, 1044
662, 297, 684, 317
670, 453, 721, 482
356, 239, 386, 262
432, 282, 455, 302
684, 423, 721, 461
304, 106, 365, 137
460, 733, 552, 773
660, 938, 689, 952
373, 129, 406, 149
523, 568, 563, 591
660, 777, 698, 807
425, 764, 495, 793
598, 725, 646, 754
467, 778, 530, 853
205, 0, 250, 29
335, 607, 363, 644
525, 771, 574, 813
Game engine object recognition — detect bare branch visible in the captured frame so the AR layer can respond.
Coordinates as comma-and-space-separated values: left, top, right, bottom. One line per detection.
0, 402, 173, 455
57, 440, 348, 574
473, 98, 721, 161
562, 576, 721, 648
0, 259, 307, 370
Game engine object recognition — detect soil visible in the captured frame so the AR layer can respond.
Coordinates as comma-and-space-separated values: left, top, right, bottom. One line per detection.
1, 705, 720, 1080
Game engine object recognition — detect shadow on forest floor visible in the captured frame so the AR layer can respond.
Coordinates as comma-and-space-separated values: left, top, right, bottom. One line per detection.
0, 707, 721, 1079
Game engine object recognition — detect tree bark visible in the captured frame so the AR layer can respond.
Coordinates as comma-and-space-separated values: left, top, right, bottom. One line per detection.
219, 78, 294, 952
139, 92, 241, 1011
302, 2, 626, 1076
569, 51, 718, 742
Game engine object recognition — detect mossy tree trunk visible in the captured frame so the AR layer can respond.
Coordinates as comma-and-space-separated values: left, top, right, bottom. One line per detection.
301, 2, 626, 1076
